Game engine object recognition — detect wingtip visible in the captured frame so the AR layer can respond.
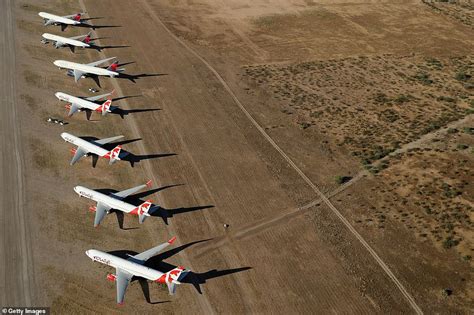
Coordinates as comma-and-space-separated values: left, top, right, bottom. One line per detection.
146, 179, 152, 187
168, 236, 177, 244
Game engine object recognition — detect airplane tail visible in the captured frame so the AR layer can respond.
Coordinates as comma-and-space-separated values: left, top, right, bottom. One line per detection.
107, 61, 119, 72
157, 267, 190, 295
73, 13, 82, 21
97, 99, 112, 116
83, 32, 92, 44
137, 200, 153, 224
104, 145, 122, 164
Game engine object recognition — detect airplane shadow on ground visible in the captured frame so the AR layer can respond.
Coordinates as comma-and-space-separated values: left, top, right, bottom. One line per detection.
122, 187, 214, 225
75, 136, 174, 168
86, 72, 167, 87
89, 44, 131, 52
110, 107, 162, 119
93, 184, 212, 229
75, 94, 161, 120
107, 239, 252, 303
78, 23, 122, 30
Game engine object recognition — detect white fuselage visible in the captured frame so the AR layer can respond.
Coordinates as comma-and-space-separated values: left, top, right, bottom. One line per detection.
61, 132, 109, 157
42, 33, 89, 48
86, 249, 164, 281
55, 92, 100, 111
39, 12, 80, 25
53, 60, 118, 77
74, 186, 136, 214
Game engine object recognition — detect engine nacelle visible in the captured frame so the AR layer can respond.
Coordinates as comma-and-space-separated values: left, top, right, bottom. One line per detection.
107, 274, 116, 282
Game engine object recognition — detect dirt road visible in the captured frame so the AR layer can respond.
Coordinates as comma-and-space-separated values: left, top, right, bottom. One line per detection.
73, 0, 414, 312
0, 0, 34, 307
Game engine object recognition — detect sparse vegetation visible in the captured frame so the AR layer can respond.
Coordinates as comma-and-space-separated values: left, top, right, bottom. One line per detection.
335, 175, 352, 185
244, 56, 472, 165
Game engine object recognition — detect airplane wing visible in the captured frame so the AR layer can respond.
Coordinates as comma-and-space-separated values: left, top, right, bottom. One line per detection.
62, 13, 86, 20
87, 57, 116, 67
94, 202, 111, 227
70, 34, 88, 40
168, 282, 177, 295
73, 69, 84, 82
93, 135, 124, 146
68, 103, 81, 116
54, 41, 65, 48
128, 237, 176, 264
115, 268, 133, 305
112, 183, 148, 200
85, 92, 113, 102
70, 146, 88, 165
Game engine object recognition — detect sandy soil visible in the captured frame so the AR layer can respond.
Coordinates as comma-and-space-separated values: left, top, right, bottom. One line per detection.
6, 0, 473, 313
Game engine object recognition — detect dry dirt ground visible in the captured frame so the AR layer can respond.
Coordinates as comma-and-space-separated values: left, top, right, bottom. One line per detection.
6, 0, 473, 313
423, 0, 474, 28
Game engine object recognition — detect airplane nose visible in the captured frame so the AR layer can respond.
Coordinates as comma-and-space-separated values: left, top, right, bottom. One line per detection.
85, 250, 91, 258
55, 92, 60, 98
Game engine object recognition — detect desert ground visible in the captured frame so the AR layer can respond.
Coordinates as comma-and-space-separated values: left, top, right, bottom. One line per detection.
2, 0, 473, 313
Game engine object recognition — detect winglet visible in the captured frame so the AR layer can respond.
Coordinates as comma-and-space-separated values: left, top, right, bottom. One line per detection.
168, 236, 177, 244
146, 180, 152, 188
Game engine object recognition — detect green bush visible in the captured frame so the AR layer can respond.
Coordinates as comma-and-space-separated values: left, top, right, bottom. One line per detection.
455, 71, 471, 82
335, 175, 352, 185
443, 236, 459, 249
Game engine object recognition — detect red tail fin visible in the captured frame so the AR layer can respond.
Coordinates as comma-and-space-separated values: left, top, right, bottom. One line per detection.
104, 145, 121, 161
73, 13, 81, 21
108, 61, 118, 72
96, 99, 112, 114
156, 266, 186, 284
137, 200, 152, 215
84, 35, 91, 44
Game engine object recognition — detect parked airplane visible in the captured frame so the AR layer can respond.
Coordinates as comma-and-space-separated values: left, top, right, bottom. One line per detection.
39, 11, 92, 31
41, 32, 93, 52
61, 132, 124, 166
53, 57, 124, 84
55, 90, 114, 118
86, 237, 190, 304
74, 181, 154, 227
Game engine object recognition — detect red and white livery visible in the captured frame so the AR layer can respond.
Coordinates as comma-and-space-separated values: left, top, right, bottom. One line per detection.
86, 237, 190, 304
55, 90, 114, 118
61, 132, 124, 166
39, 11, 91, 31
74, 180, 155, 227
42, 32, 92, 52
53, 57, 123, 83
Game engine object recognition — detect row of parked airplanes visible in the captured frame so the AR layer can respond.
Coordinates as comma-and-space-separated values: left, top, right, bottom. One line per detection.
39, 11, 195, 305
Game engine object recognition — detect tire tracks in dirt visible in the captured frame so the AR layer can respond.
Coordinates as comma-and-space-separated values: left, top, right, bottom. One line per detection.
0, 0, 34, 306
77, 1, 216, 313
140, 1, 423, 313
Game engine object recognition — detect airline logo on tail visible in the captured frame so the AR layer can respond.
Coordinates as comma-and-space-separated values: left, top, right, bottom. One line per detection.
156, 266, 186, 284
108, 61, 119, 72
96, 99, 112, 114
137, 200, 152, 215
104, 145, 122, 161
73, 13, 82, 21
